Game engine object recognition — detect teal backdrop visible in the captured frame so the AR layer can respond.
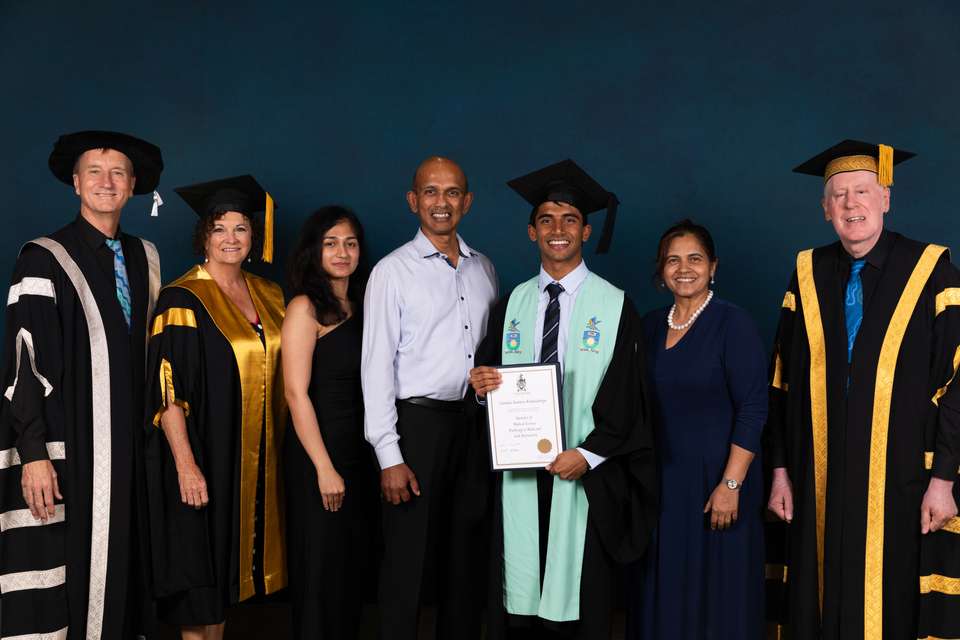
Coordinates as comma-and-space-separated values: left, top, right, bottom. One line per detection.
1, 1, 958, 346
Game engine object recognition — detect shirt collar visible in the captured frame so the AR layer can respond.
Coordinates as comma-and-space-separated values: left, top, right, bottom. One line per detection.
538, 260, 590, 296
413, 228, 475, 259
74, 213, 120, 251
837, 229, 892, 270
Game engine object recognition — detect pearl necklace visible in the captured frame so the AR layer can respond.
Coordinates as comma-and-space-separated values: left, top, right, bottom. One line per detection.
667, 290, 714, 331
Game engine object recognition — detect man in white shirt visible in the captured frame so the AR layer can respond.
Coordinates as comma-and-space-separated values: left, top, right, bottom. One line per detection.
362, 156, 498, 640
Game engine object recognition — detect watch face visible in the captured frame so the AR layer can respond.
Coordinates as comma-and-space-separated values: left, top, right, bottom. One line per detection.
726, 479, 739, 490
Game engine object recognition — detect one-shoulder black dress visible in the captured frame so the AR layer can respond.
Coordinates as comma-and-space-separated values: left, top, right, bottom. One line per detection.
283, 314, 379, 638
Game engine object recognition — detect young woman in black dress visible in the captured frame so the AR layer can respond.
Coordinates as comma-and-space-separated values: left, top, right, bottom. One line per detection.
282, 206, 377, 638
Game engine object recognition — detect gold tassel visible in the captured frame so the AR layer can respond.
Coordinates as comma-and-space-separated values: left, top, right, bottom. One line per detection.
262, 192, 275, 263
878, 144, 894, 187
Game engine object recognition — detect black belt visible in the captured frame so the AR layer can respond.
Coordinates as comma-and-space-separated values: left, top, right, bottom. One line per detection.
399, 396, 465, 412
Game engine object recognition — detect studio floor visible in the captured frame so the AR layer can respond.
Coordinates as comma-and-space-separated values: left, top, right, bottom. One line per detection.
156, 603, 629, 639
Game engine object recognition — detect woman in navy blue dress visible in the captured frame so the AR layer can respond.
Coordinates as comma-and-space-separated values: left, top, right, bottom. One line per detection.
629, 220, 767, 640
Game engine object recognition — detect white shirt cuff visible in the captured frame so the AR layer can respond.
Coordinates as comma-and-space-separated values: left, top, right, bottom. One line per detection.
376, 443, 405, 470
577, 447, 607, 469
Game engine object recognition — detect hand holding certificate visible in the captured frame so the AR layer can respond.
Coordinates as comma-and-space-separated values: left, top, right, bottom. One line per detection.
485, 363, 565, 471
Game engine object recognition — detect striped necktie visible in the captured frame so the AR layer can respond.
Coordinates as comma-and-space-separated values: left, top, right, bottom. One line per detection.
105, 238, 132, 330
540, 282, 564, 364
845, 258, 866, 362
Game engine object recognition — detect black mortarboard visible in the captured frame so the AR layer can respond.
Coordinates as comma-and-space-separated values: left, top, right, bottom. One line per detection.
174, 175, 276, 263
507, 159, 620, 254
792, 139, 915, 187
48, 130, 164, 194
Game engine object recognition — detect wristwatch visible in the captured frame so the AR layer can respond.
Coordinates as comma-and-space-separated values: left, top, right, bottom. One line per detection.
725, 478, 742, 490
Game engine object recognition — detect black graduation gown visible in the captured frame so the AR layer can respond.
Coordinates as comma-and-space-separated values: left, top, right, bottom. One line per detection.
0, 216, 159, 639
477, 294, 658, 639
143, 266, 287, 623
765, 230, 960, 640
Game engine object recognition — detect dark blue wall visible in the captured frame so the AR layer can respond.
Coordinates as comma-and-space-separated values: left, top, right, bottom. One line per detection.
2, 1, 958, 345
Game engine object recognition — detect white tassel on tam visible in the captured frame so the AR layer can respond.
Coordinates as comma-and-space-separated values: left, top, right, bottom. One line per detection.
150, 190, 163, 217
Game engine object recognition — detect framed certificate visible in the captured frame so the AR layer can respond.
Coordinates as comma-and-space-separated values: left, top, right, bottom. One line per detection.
486, 363, 565, 471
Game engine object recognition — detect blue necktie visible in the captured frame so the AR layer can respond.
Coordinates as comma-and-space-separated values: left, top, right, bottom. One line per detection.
845, 258, 866, 362
540, 282, 564, 364
105, 239, 132, 330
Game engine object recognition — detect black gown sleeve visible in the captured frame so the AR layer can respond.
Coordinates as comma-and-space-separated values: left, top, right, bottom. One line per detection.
0, 245, 65, 463
580, 297, 659, 563
143, 286, 215, 596
764, 270, 801, 471
927, 255, 960, 480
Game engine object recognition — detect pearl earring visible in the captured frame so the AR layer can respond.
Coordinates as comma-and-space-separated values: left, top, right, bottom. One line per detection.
710, 275, 715, 285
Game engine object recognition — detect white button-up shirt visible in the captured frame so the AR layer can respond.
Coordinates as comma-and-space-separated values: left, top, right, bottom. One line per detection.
533, 260, 606, 468
362, 229, 498, 469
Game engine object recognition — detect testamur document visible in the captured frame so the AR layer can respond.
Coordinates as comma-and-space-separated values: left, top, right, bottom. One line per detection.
486, 363, 566, 471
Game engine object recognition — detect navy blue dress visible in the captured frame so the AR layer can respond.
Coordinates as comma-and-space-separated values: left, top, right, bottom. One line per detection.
629, 298, 767, 640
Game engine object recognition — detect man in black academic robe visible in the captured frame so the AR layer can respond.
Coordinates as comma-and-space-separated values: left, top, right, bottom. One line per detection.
470, 160, 658, 639
766, 140, 960, 640
0, 131, 163, 639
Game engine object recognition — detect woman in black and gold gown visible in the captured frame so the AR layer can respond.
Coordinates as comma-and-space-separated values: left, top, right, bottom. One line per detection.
144, 175, 287, 640
282, 206, 378, 639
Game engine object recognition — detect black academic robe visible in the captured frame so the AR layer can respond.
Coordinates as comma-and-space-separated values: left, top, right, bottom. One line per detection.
143, 266, 287, 619
0, 217, 159, 640
477, 294, 658, 639
765, 230, 960, 640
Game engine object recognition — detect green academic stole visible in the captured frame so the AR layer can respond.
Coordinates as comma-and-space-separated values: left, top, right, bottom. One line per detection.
500, 272, 623, 621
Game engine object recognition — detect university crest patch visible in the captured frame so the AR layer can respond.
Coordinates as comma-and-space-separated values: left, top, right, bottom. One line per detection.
581, 316, 601, 353
505, 319, 521, 353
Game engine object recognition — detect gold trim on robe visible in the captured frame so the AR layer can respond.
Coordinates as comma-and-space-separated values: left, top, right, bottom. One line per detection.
153, 357, 191, 427
150, 307, 198, 337
931, 345, 960, 406
166, 265, 287, 601
941, 517, 960, 534
771, 352, 788, 392
935, 287, 960, 316
765, 563, 788, 583
796, 249, 828, 614
923, 451, 960, 474
782, 291, 796, 312
863, 244, 946, 639
920, 573, 960, 596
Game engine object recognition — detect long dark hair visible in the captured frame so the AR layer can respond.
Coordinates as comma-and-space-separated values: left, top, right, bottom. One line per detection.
287, 206, 368, 325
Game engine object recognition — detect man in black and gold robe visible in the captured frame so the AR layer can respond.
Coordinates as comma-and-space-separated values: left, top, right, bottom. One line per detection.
766, 140, 960, 639
0, 131, 163, 639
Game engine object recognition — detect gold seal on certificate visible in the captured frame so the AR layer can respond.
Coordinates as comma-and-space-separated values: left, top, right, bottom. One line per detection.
486, 363, 565, 471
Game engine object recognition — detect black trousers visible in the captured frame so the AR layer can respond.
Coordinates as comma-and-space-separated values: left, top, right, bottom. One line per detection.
378, 401, 488, 640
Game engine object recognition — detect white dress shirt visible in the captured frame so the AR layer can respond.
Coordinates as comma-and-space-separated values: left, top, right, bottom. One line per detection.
533, 260, 607, 469
362, 229, 498, 469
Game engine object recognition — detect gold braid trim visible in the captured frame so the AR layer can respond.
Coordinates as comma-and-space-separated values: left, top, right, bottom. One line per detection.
920, 574, 960, 596
932, 345, 960, 406
863, 244, 947, 639
824, 155, 877, 182
936, 288, 960, 317
771, 352, 788, 392
782, 291, 796, 312
796, 249, 827, 615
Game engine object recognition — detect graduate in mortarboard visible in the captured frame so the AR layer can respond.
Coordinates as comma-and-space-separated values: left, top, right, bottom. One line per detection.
143, 175, 288, 637
0, 130, 163, 640
469, 159, 658, 639
764, 141, 960, 640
